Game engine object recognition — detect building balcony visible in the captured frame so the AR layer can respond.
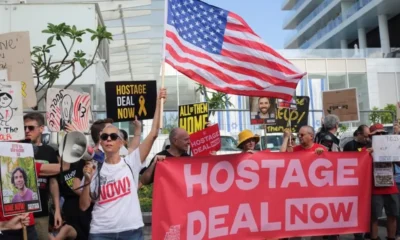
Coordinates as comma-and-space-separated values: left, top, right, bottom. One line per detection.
283, 0, 325, 30
300, 0, 374, 49
282, 0, 298, 10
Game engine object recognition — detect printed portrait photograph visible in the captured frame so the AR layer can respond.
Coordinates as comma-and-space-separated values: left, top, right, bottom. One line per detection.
1, 156, 39, 204
249, 97, 277, 125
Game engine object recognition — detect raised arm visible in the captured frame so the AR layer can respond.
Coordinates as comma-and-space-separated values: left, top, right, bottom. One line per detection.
138, 88, 167, 163
128, 116, 142, 154
280, 129, 292, 152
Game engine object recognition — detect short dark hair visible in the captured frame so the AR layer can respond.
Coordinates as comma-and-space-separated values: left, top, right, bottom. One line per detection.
11, 167, 28, 186
90, 118, 114, 144
24, 113, 45, 126
119, 129, 128, 141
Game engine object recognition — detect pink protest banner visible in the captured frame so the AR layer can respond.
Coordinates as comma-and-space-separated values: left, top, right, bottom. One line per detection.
190, 124, 221, 156
153, 152, 372, 240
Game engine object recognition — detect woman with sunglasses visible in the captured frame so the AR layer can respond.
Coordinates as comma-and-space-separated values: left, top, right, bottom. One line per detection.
80, 89, 166, 240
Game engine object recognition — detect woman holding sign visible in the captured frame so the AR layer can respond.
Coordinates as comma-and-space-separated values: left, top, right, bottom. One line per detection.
80, 89, 166, 240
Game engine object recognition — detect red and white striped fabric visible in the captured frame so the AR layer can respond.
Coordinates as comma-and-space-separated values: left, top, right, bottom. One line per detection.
164, 0, 306, 100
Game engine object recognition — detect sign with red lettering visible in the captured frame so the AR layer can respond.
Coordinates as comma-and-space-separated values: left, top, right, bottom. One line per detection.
152, 152, 371, 239
0, 142, 41, 216
190, 124, 221, 157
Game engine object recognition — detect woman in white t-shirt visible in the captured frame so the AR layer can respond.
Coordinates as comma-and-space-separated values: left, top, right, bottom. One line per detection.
80, 89, 166, 240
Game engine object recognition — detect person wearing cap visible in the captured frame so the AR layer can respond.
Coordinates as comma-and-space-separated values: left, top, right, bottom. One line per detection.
368, 123, 398, 240
236, 129, 264, 153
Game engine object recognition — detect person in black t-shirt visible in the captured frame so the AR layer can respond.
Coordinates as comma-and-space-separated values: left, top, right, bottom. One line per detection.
24, 112, 63, 240
343, 124, 371, 240
49, 160, 93, 240
140, 128, 190, 185
343, 124, 371, 152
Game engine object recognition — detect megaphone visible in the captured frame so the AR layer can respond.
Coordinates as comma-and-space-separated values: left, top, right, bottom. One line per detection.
59, 131, 94, 163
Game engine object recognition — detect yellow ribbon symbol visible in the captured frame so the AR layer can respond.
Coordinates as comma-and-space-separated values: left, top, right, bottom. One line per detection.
21, 82, 27, 98
138, 95, 147, 116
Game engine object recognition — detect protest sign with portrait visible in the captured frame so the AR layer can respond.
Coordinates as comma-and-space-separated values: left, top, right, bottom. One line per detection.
0, 142, 41, 216
105, 81, 157, 122
179, 102, 209, 135
249, 97, 277, 125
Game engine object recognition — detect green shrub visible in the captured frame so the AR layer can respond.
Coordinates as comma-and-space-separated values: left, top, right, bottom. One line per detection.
140, 197, 152, 212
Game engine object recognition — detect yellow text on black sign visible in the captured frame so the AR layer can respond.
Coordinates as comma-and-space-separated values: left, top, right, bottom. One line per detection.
179, 102, 208, 135
266, 98, 307, 133
116, 84, 147, 120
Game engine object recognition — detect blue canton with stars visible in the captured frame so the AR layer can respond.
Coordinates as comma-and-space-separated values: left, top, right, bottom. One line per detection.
167, 0, 229, 54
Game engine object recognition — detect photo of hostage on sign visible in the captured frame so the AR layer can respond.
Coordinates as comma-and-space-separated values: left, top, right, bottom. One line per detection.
266, 96, 310, 133
250, 97, 277, 125
0, 142, 41, 217
179, 102, 209, 135
152, 151, 372, 240
105, 81, 157, 122
189, 124, 221, 157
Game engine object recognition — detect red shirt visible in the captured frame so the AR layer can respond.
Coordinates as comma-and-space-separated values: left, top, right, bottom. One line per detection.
0, 162, 42, 226
293, 143, 327, 152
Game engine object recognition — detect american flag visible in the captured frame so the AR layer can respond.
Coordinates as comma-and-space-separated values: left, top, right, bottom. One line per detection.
164, 0, 306, 100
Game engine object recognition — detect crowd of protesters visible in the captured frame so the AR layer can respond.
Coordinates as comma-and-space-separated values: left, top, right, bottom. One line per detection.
1, 87, 400, 240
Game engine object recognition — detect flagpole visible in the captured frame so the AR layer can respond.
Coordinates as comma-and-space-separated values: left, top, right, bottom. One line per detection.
160, 0, 169, 129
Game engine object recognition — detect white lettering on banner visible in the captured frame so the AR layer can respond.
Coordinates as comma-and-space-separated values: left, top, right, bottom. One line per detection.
193, 138, 220, 154
236, 160, 259, 190
187, 202, 282, 240
184, 158, 359, 198
191, 132, 220, 147
285, 197, 357, 230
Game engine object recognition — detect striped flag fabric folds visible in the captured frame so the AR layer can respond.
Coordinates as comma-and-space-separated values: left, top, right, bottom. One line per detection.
164, 0, 306, 101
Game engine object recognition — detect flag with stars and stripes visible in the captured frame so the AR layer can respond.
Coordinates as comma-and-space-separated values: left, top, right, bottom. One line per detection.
164, 0, 306, 100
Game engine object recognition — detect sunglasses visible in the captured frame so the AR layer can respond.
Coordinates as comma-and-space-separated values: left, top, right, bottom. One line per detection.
100, 133, 121, 141
24, 126, 38, 131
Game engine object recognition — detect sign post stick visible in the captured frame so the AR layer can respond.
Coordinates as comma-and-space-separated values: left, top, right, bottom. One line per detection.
23, 225, 27, 240
160, 61, 166, 129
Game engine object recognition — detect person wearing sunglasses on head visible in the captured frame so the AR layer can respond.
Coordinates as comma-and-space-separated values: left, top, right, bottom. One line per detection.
80, 88, 166, 240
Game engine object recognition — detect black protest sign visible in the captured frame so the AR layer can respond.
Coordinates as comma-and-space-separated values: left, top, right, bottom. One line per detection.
105, 81, 157, 122
179, 102, 209, 135
266, 96, 310, 133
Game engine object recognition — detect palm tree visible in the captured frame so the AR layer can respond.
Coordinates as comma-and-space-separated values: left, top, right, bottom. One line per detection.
195, 84, 234, 116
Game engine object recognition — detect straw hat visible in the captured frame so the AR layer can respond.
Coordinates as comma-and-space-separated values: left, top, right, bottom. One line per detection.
237, 130, 260, 148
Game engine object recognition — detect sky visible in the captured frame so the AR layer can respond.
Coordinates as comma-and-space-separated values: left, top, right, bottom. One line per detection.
204, 0, 286, 49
